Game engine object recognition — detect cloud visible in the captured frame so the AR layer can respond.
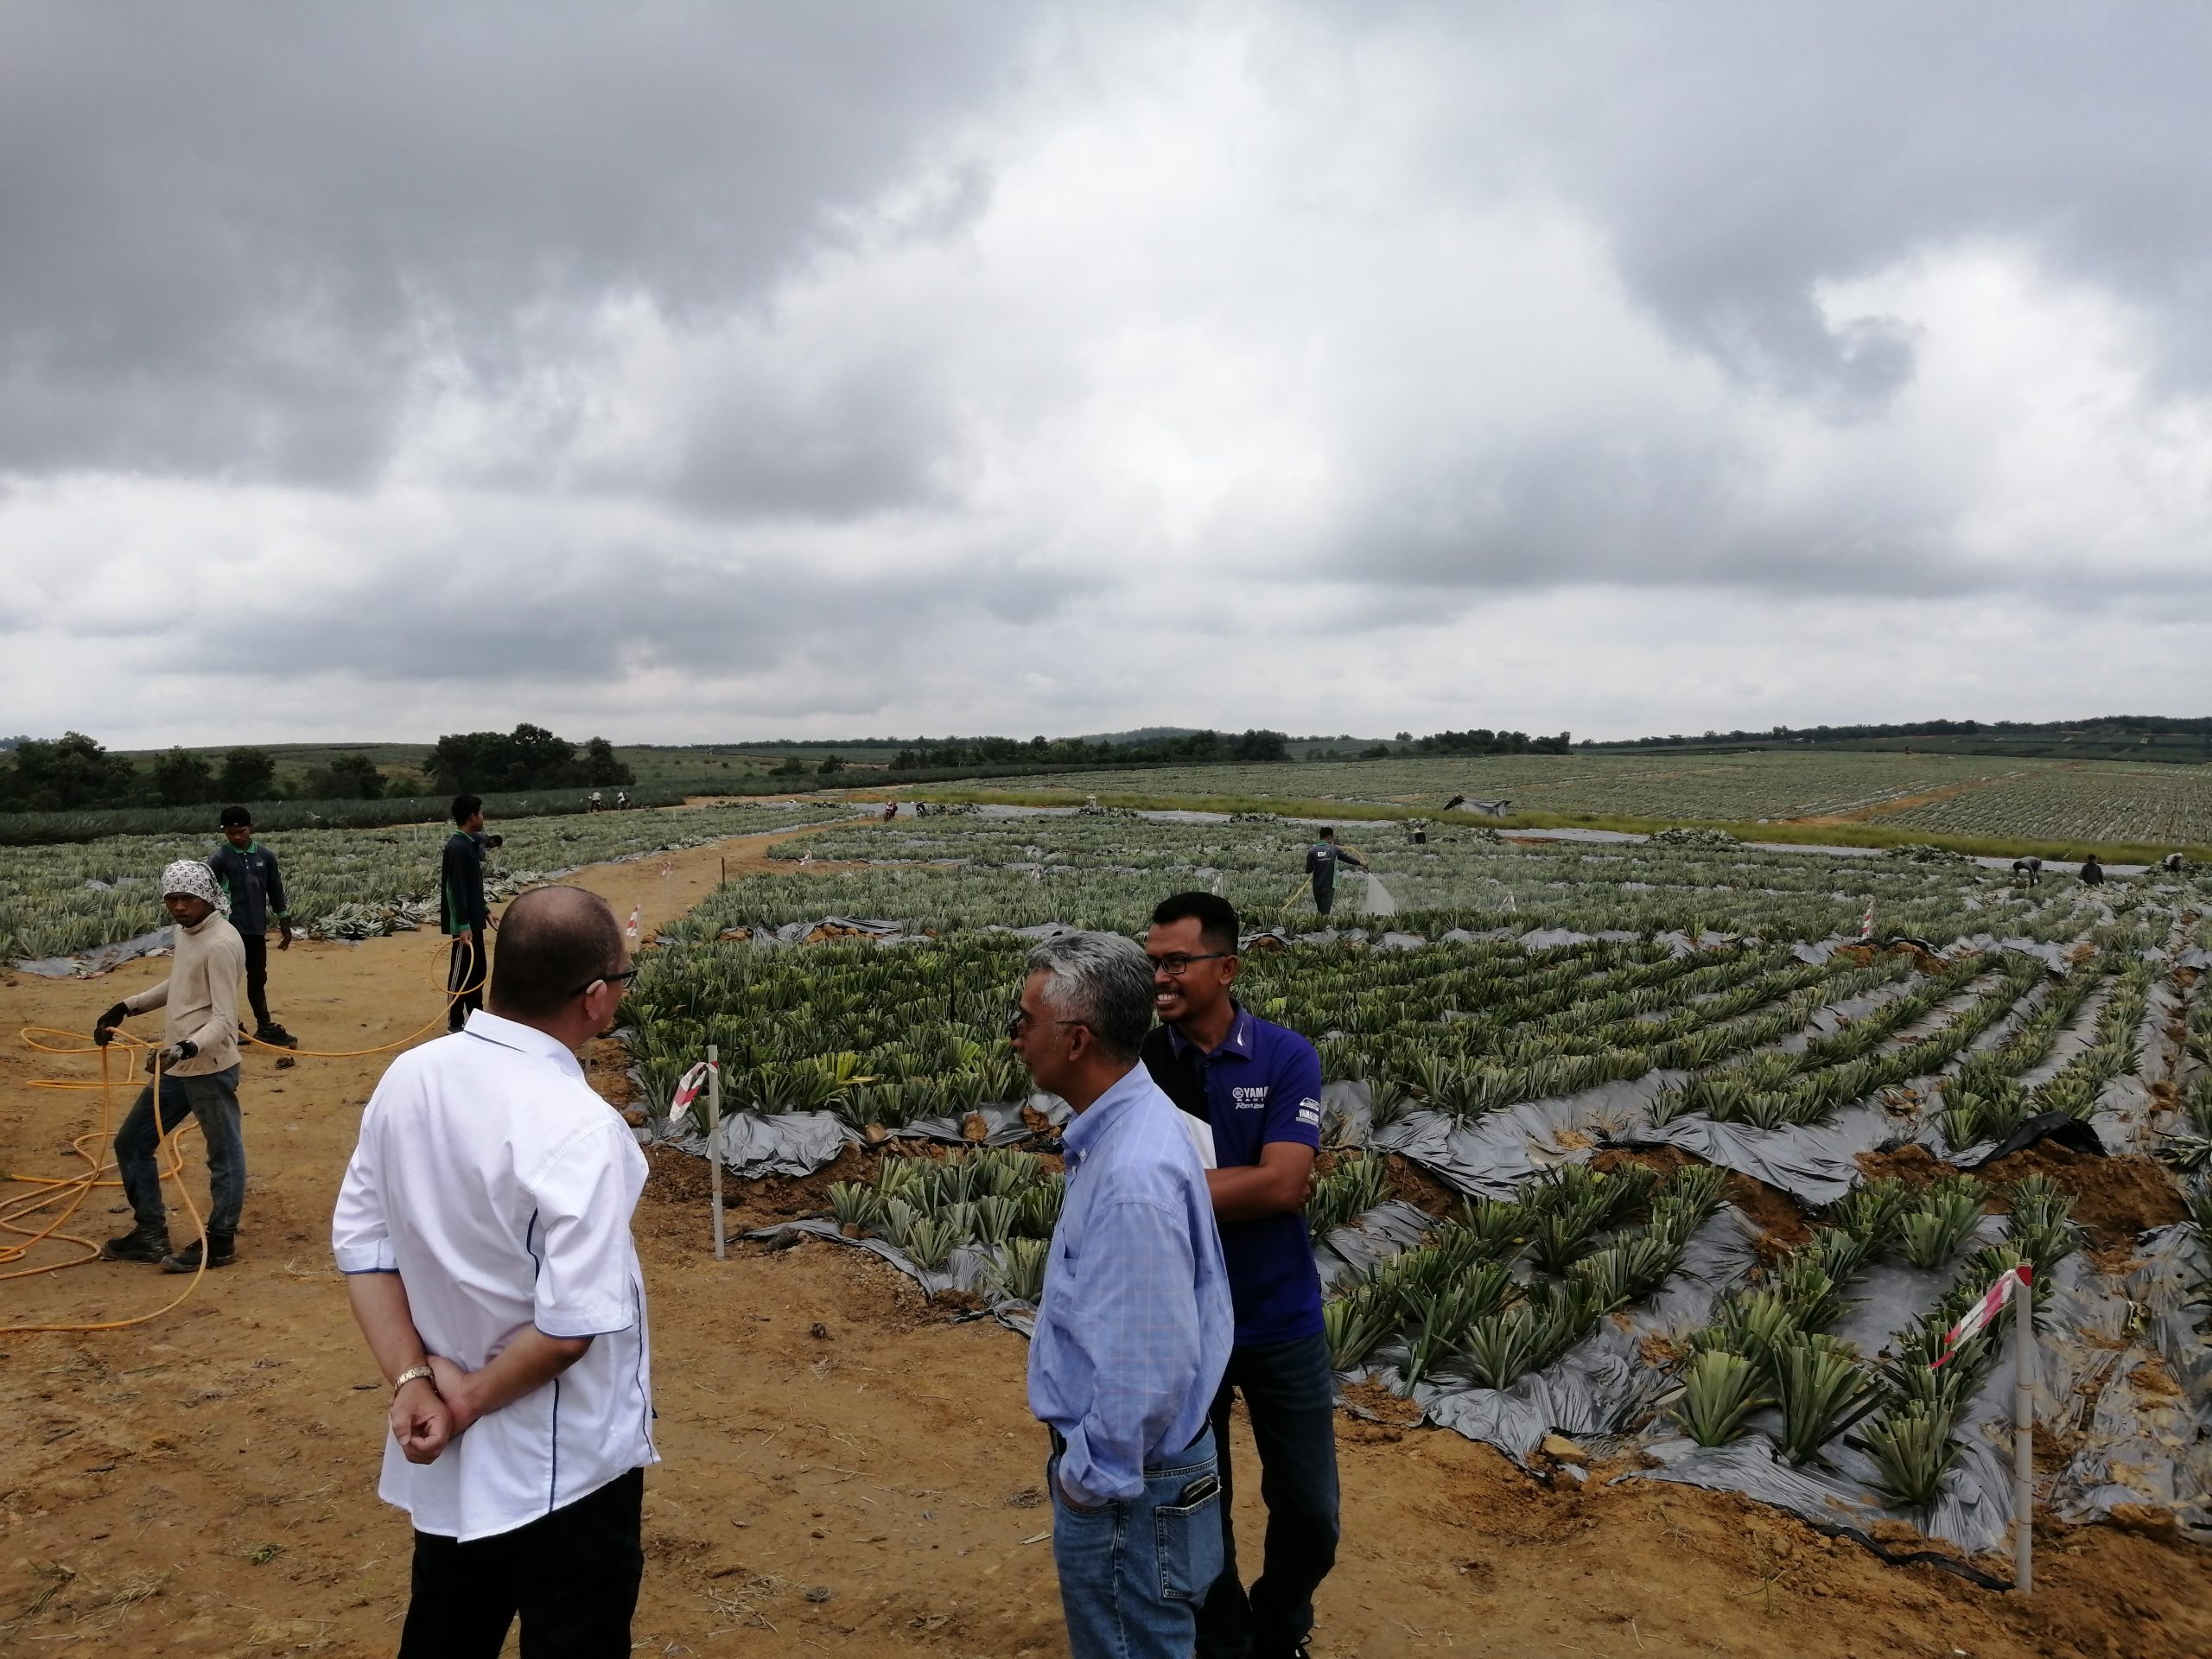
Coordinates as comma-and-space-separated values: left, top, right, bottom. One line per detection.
4, 2, 2212, 745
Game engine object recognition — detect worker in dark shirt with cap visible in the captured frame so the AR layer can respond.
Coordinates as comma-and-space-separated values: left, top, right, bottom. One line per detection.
1140, 891, 1336, 1659
207, 805, 299, 1048
1303, 827, 1364, 918
441, 795, 497, 1033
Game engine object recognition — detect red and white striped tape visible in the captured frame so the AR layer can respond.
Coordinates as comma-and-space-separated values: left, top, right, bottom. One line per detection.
671, 1060, 717, 1110
1932, 1262, 2031, 1370
1859, 900, 1875, 941
626, 904, 641, 940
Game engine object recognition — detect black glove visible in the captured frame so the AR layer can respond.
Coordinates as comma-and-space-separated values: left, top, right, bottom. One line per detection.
157, 1039, 199, 1066
92, 1001, 130, 1046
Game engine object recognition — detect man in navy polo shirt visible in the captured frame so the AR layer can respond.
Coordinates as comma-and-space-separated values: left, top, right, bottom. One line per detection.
1140, 891, 1336, 1659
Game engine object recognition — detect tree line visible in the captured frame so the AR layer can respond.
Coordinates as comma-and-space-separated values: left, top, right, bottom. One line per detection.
0, 724, 632, 814
885, 729, 1291, 772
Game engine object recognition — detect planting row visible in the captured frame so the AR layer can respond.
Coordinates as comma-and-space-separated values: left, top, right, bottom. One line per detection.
0, 800, 836, 961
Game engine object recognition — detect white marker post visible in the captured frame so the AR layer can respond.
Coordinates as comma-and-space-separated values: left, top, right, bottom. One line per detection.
2013, 1279, 2035, 1595
707, 1043, 726, 1262
1933, 1261, 2034, 1594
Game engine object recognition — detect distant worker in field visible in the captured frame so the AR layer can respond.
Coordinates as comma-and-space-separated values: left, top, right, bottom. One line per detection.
883, 799, 898, 823
587, 790, 603, 812
207, 805, 300, 1050
442, 795, 495, 1033
2079, 853, 2105, 887
334, 886, 656, 1656
2162, 851, 2185, 874
1303, 827, 1365, 918
2011, 855, 2042, 887
1141, 892, 1338, 1659
615, 789, 628, 810
91, 860, 250, 1272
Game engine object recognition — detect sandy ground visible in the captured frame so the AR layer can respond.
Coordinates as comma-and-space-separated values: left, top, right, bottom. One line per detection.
3, 823, 2208, 1657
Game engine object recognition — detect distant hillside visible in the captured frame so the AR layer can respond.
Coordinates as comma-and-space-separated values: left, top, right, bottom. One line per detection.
1586, 716, 2212, 766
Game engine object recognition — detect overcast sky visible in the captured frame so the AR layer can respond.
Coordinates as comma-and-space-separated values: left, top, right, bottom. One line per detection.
4, 2, 2210, 747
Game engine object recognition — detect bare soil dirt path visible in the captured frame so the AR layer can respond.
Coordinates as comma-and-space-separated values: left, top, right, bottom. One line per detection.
2, 821, 2204, 1657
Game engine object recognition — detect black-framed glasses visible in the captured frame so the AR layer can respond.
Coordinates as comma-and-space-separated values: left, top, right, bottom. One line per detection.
1006, 1006, 1085, 1041
1145, 951, 1230, 977
571, 967, 640, 999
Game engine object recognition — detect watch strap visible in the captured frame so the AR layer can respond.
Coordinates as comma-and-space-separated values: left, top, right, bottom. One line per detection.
393, 1363, 436, 1394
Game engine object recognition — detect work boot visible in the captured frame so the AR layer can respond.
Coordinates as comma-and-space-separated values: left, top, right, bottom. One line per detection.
101, 1223, 171, 1263
161, 1234, 236, 1274
253, 1023, 299, 1050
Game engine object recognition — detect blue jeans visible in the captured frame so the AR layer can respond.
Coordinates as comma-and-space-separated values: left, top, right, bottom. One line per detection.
1049, 1428, 1224, 1659
114, 1066, 246, 1236
1198, 1333, 1341, 1659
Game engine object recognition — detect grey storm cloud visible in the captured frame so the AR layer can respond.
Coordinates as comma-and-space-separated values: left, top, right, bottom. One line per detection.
4, 1, 2212, 743
0, 1, 1020, 486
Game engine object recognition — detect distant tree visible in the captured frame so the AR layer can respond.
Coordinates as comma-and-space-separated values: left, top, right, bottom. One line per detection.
0, 733, 143, 810
218, 747, 277, 802
576, 736, 635, 788
151, 747, 218, 806
304, 753, 385, 799
773, 756, 810, 776
1395, 731, 1412, 743
424, 723, 630, 792
1358, 743, 1392, 760
817, 755, 846, 776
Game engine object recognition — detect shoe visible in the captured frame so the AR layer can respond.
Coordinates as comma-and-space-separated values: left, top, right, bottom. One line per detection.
161, 1234, 236, 1273
102, 1224, 171, 1263
253, 1024, 299, 1050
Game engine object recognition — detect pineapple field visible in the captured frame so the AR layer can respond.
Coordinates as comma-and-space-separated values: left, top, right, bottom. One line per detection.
0, 799, 838, 963
926, 749, 2212, 851
621, 806, 2212, 1567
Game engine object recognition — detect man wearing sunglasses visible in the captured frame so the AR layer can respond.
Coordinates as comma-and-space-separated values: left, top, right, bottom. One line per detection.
334, 885, 656, 1657
1141, 892, 1336, 1659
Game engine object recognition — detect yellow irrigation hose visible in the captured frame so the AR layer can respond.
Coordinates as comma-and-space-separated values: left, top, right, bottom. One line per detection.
2, 932, 480, 1334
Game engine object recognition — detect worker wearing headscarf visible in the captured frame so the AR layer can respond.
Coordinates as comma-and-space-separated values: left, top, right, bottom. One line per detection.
89, 859, 251, 1271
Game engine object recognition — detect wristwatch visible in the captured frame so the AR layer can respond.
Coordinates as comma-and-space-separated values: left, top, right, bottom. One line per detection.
393, 1363, 436, 1395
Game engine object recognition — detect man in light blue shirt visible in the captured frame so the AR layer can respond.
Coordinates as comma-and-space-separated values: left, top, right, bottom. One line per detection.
1012, 931, 1233, 1659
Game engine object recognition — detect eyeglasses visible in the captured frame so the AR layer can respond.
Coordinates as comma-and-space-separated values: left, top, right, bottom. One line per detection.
1006, 1006, 1085, 1041
570, 967, 640, 1000
1145, 951, 1230, 977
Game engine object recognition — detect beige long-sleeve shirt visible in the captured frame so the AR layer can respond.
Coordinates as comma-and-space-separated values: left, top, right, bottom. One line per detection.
122, 911, 245, 1074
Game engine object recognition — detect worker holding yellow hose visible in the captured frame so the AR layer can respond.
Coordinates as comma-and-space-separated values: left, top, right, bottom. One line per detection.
90, 860, 249, 1273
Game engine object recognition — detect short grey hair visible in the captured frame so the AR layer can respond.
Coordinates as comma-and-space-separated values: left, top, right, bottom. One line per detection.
1024, 931, 1155, 1061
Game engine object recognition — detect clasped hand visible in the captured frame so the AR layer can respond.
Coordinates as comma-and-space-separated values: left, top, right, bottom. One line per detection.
387, 1357, 480, 1465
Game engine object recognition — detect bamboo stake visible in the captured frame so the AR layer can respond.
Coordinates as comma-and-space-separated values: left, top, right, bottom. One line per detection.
707, 1043, 726, 1262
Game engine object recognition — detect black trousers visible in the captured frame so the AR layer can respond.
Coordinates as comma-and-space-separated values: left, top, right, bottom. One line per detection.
399, 1467, 644, 1659
1311, 877, 1335, 917
238, 933, 273, 1029
447, 927, 486, 1031
1198, 1334, 1341, 1659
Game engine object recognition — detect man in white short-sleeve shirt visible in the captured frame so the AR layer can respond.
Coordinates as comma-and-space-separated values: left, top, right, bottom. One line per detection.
334, 885, 657, 1657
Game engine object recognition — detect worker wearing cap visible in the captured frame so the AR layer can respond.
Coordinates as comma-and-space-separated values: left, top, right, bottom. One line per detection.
90, 860, 251, 1272
1303, 828, 1365, 918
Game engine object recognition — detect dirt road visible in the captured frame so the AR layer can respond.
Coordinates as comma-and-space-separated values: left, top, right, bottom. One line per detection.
1, 824, 2202, 1656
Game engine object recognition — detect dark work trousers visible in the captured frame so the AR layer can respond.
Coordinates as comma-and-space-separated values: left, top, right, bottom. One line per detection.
1198, 1332, 1341, 1659
399, 1467, 645, 1659
238, 932, 274, 1030
1311, 876, 1334, 917
114, 1066, 247, 1236
447, 926, 486, 1032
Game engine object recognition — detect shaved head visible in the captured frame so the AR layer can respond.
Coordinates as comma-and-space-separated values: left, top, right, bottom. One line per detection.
488, 886, 626, 1020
